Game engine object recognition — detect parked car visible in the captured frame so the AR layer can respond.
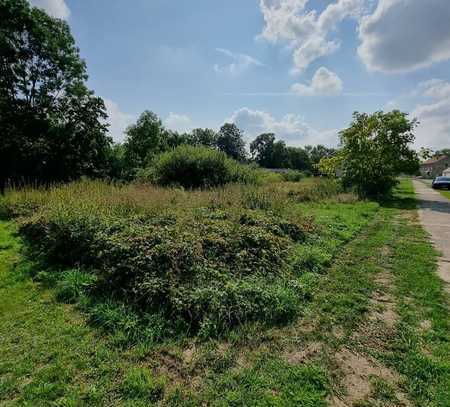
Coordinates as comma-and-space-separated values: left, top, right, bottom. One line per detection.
432, 176, 450, 189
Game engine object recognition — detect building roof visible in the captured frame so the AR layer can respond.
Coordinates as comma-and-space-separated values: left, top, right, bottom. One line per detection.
421, 155, 448, 166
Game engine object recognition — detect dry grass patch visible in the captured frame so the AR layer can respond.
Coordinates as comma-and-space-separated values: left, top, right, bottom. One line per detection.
332, 348, 409, 407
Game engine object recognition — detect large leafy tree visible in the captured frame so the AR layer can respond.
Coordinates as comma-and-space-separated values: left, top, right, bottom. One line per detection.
286, 146, 312, 172
123, 110, 165, 173
270, 140, 290, 168
320, 111, 419, 197
250, 133, 310, 170
0, 0, 111, 193
434, 148, 450, 157
189, 128, 218, 148
305, 145, 336, 175
217, 123, 246, 161
250, 133, 276, 167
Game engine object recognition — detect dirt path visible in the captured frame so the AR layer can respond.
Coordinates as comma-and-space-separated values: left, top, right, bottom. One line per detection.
413, 179, 450, 291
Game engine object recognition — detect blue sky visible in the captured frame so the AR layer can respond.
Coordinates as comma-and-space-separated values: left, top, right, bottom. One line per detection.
30, 0, 450, 149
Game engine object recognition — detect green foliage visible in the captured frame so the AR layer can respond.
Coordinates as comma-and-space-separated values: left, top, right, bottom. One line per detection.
1, 178, 372, 340
0, 0, 111, 191
148, 145, 258, 188
287, 146, 313, 172
305, 145, 336, 175
217, 123, 247, 161
123, 110, 166, 176
434, 148, 450, 157
105, 143, 127, 180
55, 269, 97, 303
189, 128, 218, 148
19, 206, 308, 336
250, 133, 312, 172
281, 170, 306, 182
250, 133, 277, 167
326, 110, 420, 197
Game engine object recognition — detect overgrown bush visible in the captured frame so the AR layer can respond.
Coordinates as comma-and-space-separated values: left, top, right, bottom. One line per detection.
280, 170, 306, 182
146, 145, 259, 188
19, 207, 310, 337
1, 178, 373, 340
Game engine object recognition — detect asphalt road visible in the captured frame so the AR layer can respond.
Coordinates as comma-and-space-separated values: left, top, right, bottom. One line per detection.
413, 180, 450, 292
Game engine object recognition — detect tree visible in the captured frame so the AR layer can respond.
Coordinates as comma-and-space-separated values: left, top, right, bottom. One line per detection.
123, 111, 165, 172
434, 148, 450, 157
271, 140, 290, 168
250, 133, 276, 167
217, 123, 246, 161
189, 128, 218, 148
250, 134, 313, 170
419, 147, 433, 161
320, 111, 420, 197
163, 129, 190, 149
286, 147, 312, 172
105, 143, 126, 179
0, 0, 111, 193
305, 145, 336, 175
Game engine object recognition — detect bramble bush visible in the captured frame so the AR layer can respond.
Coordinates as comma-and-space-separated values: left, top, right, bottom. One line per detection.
19, 206, 310, 337
1, 178, 377, 340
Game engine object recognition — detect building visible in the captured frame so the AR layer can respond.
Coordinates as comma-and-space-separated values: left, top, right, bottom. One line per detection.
420, 155, 450, 178
443, 168, 450, 177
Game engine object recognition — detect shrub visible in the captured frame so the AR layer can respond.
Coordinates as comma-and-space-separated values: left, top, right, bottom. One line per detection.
319, 111, 419, 198
280, 170, 305, 182
148, 145, 258, 188
5, 178, 363, 339
19, 207, 309, 336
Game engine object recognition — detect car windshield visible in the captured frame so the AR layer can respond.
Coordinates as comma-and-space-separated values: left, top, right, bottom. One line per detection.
436, 177, 450, 181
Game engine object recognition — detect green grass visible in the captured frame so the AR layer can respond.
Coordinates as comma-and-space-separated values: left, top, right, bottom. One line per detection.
0, 221, 168, 406
438, 189, 450, 200
0, 179, 449, 406
384, 182, 450, 405
200, 356, 329, 406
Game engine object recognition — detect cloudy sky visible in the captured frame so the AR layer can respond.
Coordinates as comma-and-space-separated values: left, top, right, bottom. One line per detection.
30, 0, 450, 149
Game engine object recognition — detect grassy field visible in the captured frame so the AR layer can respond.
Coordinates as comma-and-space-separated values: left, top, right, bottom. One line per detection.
0, 179, 449, 405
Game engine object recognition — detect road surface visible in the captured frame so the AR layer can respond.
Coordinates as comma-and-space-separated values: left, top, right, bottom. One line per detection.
413, 180, 450, 292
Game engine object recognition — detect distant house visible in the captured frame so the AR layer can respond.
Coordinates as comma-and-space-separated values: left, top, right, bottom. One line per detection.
443, 168, 450, 177
420, 155, 450, 178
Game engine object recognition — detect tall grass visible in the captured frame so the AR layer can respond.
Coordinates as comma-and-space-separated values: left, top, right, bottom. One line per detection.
0, 177, 348, 221
0, 178, 375, 340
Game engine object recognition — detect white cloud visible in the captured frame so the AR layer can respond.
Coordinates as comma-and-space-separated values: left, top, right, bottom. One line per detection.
411, 79, 450, 149
259, 0, 365, 74
358, 0, 450, 73
103, 99, 135, 143
291, 66, 343, 95
29, 0, 70, 19
214, 48, 264, 76
164, 112, 193, 133
228, 107, 338, 146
